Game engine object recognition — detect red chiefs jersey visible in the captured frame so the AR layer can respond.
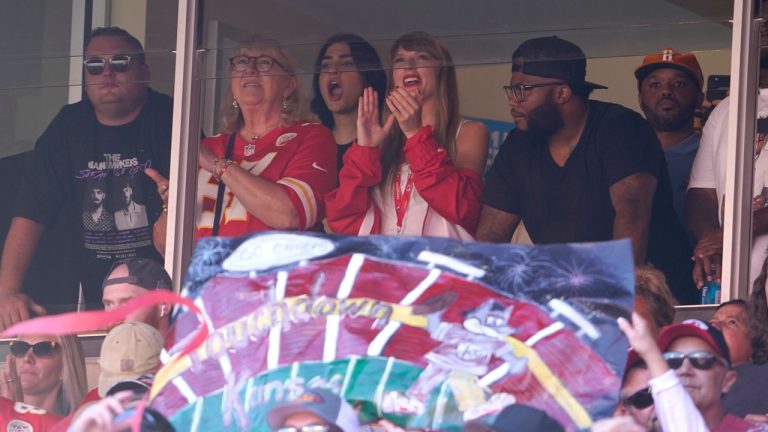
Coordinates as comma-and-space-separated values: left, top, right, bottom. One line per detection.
0, 398, 61, 431
195, 123, 337, 238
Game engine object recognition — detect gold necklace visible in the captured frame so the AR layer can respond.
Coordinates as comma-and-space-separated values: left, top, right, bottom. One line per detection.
241, 121, 282, 156
241, 121, 282, 142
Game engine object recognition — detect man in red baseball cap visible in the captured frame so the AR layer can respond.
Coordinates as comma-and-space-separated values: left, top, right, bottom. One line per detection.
621, 315, 758, 432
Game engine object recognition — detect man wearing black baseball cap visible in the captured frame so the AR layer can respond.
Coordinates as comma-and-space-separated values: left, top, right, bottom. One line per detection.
101, 257, 172, 335
478, 36, 691, 303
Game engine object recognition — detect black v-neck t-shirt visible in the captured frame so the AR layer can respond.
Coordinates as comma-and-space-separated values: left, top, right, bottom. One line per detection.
485, 100, 695, 303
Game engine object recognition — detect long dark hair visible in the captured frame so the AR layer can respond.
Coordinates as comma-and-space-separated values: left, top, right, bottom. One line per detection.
750, 256, 768, 364
379, 31, 460, 184
310, 33, 387, 130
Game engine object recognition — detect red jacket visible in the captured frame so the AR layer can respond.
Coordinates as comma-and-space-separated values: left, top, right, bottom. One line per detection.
325, 126, 482, 236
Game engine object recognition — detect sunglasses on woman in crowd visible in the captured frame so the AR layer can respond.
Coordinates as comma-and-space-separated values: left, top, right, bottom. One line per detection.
9, 340, 59, 358
663, 351, 728, 370
83, 55, 133, 75
621, 387, 654, 410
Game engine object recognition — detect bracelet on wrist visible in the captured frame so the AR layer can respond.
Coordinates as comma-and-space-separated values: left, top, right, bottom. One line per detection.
211, 157, 221, 180
219, 159, 235, 178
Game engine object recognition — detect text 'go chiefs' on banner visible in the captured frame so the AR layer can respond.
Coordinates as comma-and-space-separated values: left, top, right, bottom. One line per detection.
150, 233, 635, 432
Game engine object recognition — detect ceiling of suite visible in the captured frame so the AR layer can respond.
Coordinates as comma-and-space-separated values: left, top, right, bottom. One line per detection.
204, 0, 734, 69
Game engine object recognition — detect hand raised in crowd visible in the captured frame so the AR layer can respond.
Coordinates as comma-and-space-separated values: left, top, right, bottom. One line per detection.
744, 414, 768, 425
691, 228, 723, 289
0, 354, 23, 402
69, 390, 135, 432
357, 87, 394, 148
617, 312, 668, 378
0, 292, 46, 331
386, 86, 423, 138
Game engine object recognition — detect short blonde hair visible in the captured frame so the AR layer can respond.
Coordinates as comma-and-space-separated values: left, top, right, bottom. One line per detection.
219, 37, 301, 134
635, 265, 677, 329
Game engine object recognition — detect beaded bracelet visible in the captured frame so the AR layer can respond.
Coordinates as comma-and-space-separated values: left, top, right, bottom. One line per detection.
211, 157, 222, 180
220, 159, 235, 178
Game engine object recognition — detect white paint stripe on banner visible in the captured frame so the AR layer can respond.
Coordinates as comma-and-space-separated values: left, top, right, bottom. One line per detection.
244, 378, 255, 413
194, 297, 216, 332
190, 396, 204, 431
367, 268, 441, 356
375, 356, 396, 417
478, 363, 510, 388
173, 375, 198, 404
324, 254, 365, 362
340, 355, 358, 397
432, 379, 451, 429
192, 298, 233, 379
525, 322, 565, 347
268, 271, 288, 369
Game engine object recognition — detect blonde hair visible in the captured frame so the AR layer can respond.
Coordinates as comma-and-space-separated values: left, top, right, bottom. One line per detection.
219, 37, 301, 134
380, 31, 460, 182
635, 265, 677, 329
56, 335, 88, 415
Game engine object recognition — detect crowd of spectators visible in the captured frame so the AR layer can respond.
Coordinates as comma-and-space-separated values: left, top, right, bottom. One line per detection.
0, 24, 767, 431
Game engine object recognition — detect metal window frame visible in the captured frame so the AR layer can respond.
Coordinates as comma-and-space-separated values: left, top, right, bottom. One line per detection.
165, 0, 201, 291
164, 0, 760, 301
722, 0, 762, 302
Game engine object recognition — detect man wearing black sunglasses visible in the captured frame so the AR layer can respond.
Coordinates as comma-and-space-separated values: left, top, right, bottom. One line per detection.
619, 360, 659, 431
0, 26, 172, 329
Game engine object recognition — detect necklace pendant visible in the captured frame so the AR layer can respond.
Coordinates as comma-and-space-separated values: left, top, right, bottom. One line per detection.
244, 143, 256, 157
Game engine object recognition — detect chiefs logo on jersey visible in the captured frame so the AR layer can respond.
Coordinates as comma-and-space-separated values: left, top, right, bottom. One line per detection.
7, 419, 33, 432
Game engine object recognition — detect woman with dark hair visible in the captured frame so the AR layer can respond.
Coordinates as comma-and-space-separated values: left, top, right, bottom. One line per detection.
721, 257, 768, 421
325, 31, 489, 239
311, 33, 387, 173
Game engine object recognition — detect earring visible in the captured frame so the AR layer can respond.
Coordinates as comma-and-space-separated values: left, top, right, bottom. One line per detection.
281, 97, 289, 111
232, 100, 240, 109
160, 305, 167, 318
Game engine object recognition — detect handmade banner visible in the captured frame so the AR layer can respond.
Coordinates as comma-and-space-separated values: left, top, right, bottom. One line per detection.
150, 233, 634, 431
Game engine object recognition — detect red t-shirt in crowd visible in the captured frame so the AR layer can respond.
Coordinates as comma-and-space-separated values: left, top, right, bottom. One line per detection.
712, 414, 761, 432
0, 397, 61, 431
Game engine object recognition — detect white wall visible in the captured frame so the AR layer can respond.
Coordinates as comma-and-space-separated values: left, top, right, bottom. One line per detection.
458, 49, 732, 122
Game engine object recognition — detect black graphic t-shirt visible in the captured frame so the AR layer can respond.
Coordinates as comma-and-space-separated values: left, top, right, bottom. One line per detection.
14, 89, 172, 305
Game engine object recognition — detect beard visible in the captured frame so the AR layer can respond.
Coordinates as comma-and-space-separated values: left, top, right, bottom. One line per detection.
525, 96, 564, 139
641, 97, 696, 132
